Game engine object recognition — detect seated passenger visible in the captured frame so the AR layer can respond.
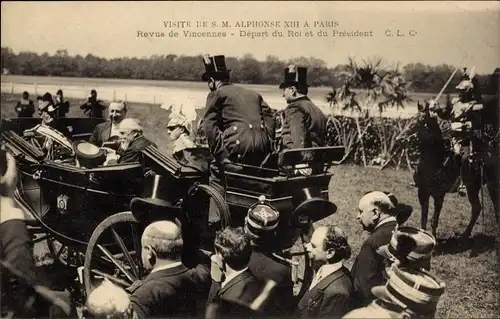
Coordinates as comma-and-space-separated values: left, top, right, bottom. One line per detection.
110, 118, 155, 164
167, 112, 211, 172
89, 101, 127, 147
23, 93, 74, 159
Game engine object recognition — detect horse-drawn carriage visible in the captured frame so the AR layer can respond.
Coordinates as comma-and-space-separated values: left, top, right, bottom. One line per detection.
1, 116, 345, 302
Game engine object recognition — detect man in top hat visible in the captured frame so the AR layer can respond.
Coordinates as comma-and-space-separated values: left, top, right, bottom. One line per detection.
377, 227, 435, 273
80, 89, 106, 118
55, 89, 70, 118
128, 220, 211, 319
206, 226, 278, 318
297, 226, 355, 317
15, 91, 35, 118
244, 198, 294, 316
1, 148, 73, 318
113, 118, 155, 164
350, 191, 399, 307
279, 65, 328, 175
90, 101, 128, 147
201, 54, 276, 169
344, 265, 446, 319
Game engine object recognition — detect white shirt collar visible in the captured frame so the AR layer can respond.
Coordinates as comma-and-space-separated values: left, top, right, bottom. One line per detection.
110, 123, 120, 137
375, 216, 397, 230
309, 262, 343, 290
221, 267, 248, 289
150, 261, 183, 273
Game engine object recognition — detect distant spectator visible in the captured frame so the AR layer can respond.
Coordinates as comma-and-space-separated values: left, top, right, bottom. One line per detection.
55, 89, 70, 118
15, 91, 35, 118
80, 89, 106, 118
36, 96, 43, 115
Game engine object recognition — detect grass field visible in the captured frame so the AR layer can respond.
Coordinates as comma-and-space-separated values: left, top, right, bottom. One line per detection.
1, 92, 498, 318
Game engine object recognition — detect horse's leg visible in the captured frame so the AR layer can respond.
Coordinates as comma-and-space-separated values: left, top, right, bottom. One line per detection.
431, 191, 446, 238
486, 181, 499, 224
462, 182, 482, 238
418, 187, 431, 230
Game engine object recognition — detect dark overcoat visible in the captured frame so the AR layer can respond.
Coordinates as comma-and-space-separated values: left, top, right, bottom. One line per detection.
350, 220, 397, 308
202, 83, 276, 166
297, 266, 355, 318
280, 96, 327, 162
89, 121, 112, 147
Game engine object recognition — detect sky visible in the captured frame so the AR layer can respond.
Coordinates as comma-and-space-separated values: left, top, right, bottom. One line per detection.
1, 1, 499, 74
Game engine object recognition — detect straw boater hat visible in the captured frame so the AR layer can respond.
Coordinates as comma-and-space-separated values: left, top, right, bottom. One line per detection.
201, 55, 231, 81
279, 65, 309, 89
371, 265, 446, 317
377, 226, 436, 264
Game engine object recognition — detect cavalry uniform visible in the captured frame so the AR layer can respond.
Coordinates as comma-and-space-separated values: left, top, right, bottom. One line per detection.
15, 98, 35, 118
201, 55, 276, 167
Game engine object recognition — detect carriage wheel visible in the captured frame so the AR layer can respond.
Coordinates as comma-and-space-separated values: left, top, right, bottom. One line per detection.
83, 211, 144, 296
181, 183, 231, 250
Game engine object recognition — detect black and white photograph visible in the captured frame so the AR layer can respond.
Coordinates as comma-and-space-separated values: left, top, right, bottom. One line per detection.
1, 1, 499, 318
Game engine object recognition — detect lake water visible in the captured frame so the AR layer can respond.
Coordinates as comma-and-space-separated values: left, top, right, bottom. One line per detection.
1, 75, 445, 118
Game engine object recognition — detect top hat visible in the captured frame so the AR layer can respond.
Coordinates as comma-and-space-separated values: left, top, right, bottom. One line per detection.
73, 140, 106, 168
201, 55, 231, 81
377, 226, 436, 264
245, 196, 280, 240
279, 65, 309, 89
372, 266, 445, 316
292, 187, 337, 224
130, 174, 180, 223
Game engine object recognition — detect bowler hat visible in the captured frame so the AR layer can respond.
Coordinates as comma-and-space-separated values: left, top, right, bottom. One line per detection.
245, 196, 280, 240
292, 187, 337, 223
73, 140, 106, 168
377, 226, 436, 264
202, 55, 231, 81
371, 266, 445, 316
130, 174, 180, 223
279, 65, 309, 89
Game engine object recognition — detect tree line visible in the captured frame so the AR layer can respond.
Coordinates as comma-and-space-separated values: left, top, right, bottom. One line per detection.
1, 47, 498, 94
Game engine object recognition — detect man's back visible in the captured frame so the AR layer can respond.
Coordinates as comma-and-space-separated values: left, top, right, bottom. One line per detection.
129, 264, 204, 318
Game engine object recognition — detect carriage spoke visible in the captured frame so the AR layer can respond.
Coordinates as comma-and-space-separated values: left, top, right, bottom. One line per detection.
91, 269, 131, 288
130, 225, 143, 278
110, 227, 139, 279
97, 244, 136, 283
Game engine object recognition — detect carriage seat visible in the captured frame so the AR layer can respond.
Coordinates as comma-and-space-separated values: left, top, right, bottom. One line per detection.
223, 146, 345, 204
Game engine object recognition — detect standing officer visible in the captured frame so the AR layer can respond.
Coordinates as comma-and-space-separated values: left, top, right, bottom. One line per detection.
15, 91, 35, 118
55, 89, 70, 118
278, 65, 328, 175
80, 89, 106, 118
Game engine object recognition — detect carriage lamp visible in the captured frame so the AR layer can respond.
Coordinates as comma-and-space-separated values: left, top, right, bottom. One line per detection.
57, 194, 70, 214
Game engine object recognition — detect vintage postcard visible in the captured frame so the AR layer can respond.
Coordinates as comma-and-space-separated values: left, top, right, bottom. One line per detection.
1, 1, 499, 319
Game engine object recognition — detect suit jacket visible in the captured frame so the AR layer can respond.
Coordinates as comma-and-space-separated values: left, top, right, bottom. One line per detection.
117, 135, 156, 164
206, 269, 277, 318
297, 266, 355, 318
89, 121, 112, 147
248, 251, 294, 315
350, 221, 397, 307
15, 99, 35, 118
129, 263, 210, 319
280, 96, 327, 162
202, 83, 276, 165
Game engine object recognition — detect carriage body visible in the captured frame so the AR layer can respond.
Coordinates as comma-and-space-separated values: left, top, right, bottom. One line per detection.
2, 116, 345, 300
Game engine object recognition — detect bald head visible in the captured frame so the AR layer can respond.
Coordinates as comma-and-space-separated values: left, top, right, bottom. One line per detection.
142, 220, 183, 259
359, 191, 395, 214
119, 118, 142, 136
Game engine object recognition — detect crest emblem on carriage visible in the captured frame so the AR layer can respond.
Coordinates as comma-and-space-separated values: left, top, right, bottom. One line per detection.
57, 194, 70, 214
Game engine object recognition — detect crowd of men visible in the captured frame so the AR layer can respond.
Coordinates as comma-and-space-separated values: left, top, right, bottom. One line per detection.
1, 55, 451, 318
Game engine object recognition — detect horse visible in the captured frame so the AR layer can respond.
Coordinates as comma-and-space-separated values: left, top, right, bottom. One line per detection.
402, 102, 460, 237
408, 97, 499, 238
